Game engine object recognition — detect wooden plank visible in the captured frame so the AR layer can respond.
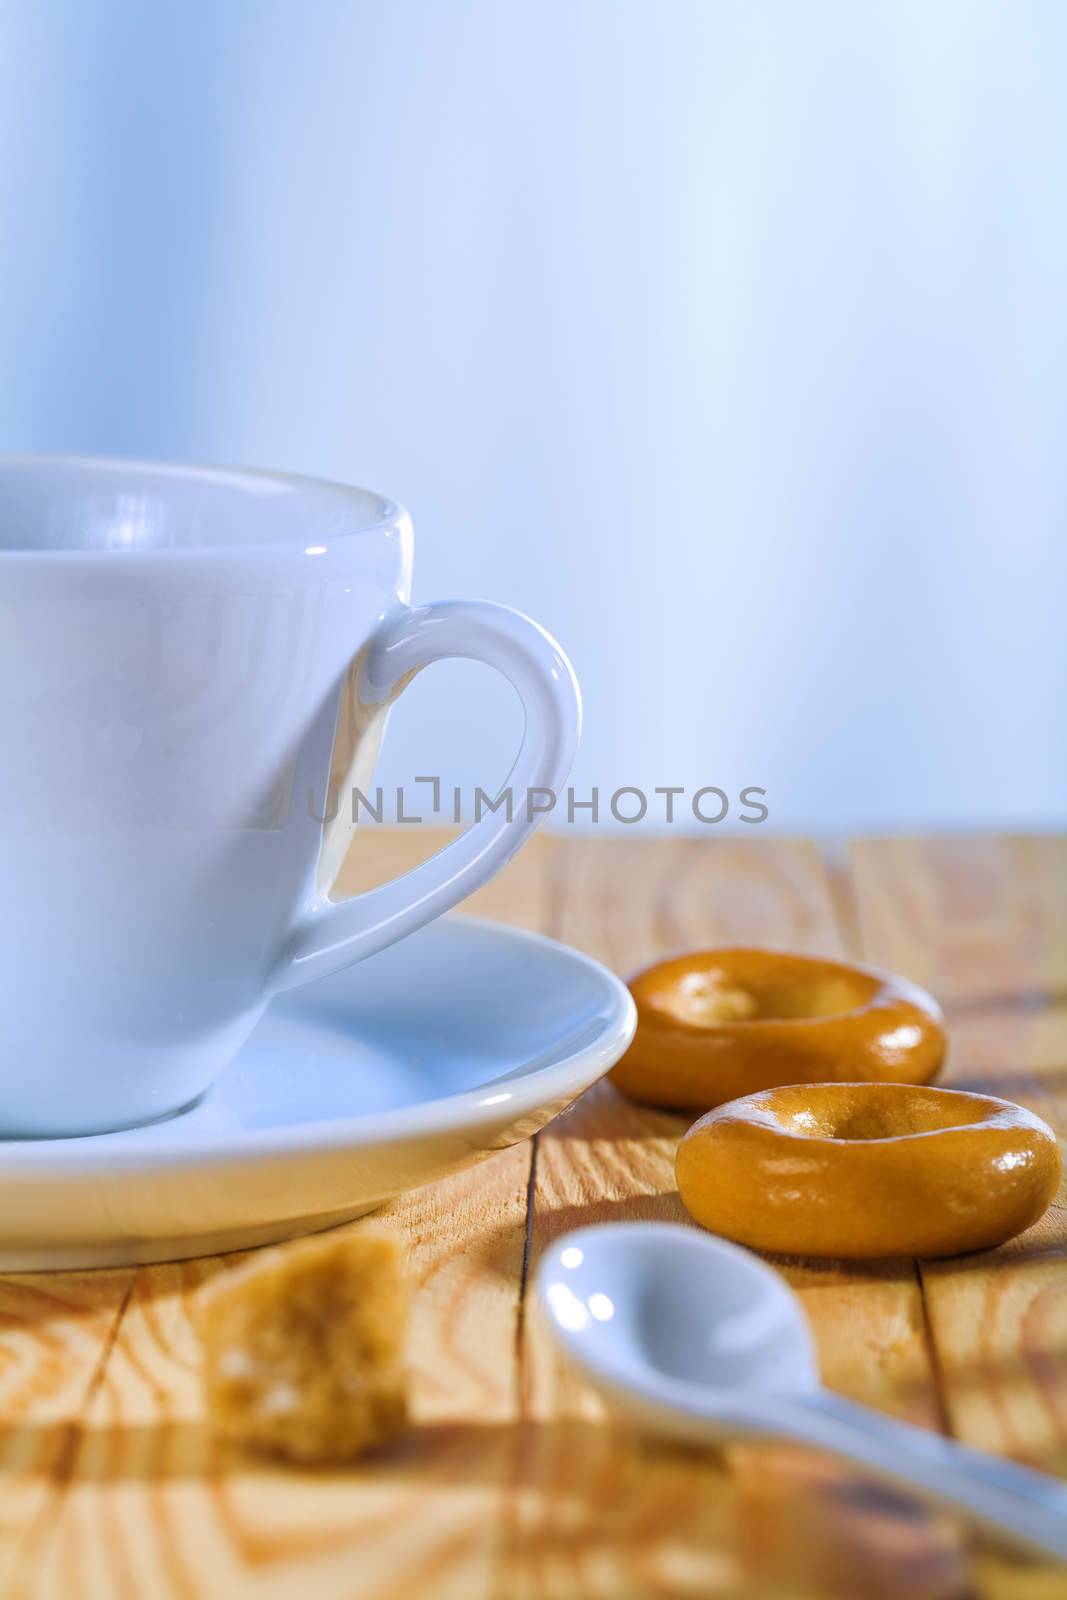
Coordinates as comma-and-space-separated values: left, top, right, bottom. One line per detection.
509, 836, 969, 1600
333, 825, 559, 927
12, 832, 554, 1600
850, 836, 1067, 1595
16, 833, 1059, 1597
0, 1272, 134, 1594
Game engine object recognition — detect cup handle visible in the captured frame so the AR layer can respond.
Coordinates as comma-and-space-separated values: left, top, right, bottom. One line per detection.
274, 599, 581, 991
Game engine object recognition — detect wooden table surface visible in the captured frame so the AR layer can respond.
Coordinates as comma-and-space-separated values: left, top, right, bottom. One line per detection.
1, 832, 1065, 1599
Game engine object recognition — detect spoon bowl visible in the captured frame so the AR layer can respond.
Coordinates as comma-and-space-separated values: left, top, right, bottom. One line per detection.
537, 1222, 1067, 1562
539, 1222, 818, 1434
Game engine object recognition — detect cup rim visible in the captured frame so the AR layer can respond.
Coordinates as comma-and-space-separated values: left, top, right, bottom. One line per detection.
0, 451, 406, 558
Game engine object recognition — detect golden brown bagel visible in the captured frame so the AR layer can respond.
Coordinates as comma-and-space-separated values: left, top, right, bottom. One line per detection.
611, 948, 945, 1111
676, 1082, 1061, 1259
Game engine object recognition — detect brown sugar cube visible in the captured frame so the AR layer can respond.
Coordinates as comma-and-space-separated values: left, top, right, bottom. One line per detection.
200, 1225, 410, 1463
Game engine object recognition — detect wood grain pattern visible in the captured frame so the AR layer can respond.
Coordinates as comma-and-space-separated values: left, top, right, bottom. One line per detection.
0, 834, 1062, 1599
850, 836, 1067, 1597
9, 833, 550, 1600
0, 1273, 133, 1594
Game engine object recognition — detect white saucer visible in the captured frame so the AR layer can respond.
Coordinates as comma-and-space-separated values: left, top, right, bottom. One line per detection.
0, 917, 636, 1270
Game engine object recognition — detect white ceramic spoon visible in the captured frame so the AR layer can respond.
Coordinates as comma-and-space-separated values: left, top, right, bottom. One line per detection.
536, 1222, 1067, 1564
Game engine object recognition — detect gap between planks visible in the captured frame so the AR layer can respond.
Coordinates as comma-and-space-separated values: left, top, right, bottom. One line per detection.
848, 836, 1067, 1600
817, 843, 958, 1436
508, 835, 972, 1600
8, 833, 1062, 1599
6, 829, 550, 1599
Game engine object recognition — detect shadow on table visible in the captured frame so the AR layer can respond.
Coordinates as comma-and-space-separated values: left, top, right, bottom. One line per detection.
541, 1080, 691, 1141
0, 1415, 621, 1486
0, 1415, 1000, 1599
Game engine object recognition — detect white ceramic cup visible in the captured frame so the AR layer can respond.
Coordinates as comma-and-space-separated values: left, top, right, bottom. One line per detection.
0, 455, 580, 1135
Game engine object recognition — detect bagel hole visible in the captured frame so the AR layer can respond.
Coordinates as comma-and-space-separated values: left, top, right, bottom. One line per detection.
828, 1108, 916, 1140
658, 967, 875, 1027
774, 1088, 990, 1142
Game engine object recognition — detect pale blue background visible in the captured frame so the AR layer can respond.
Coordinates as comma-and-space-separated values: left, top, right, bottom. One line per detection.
1, 0, 1064, 831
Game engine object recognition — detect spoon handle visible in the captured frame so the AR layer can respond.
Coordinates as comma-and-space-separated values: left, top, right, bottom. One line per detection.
778, 1391, 1067, 1563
